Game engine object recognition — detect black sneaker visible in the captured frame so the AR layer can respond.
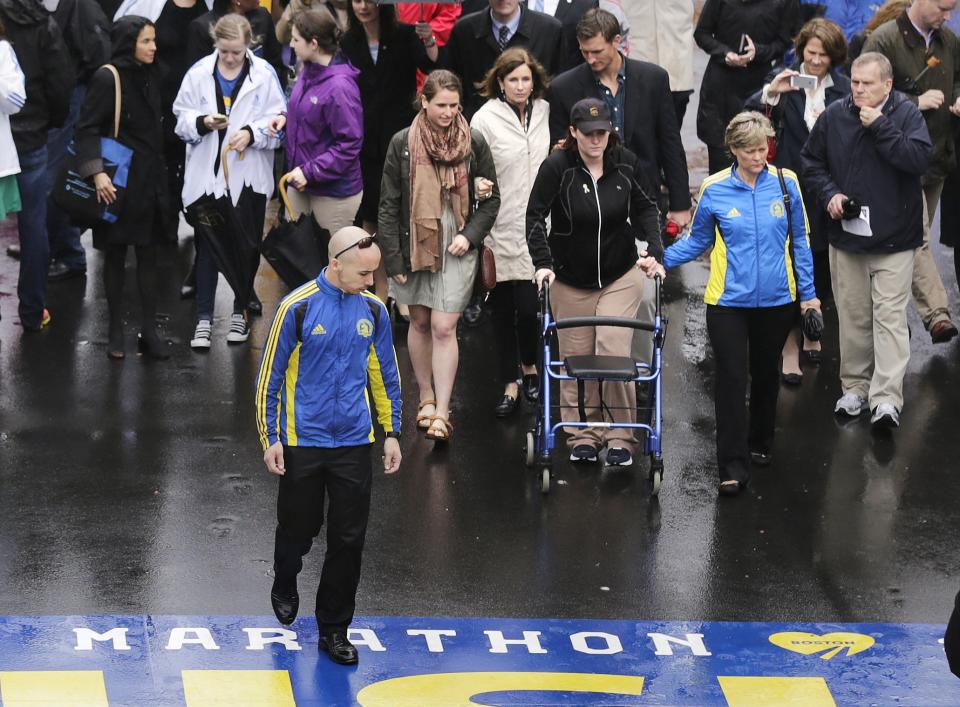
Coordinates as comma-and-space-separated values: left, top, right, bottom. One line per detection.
605, 447, 633, 466
569, 444, 599, 463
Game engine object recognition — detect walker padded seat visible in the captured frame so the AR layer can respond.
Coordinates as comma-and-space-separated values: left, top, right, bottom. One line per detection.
564, 355, 638, 381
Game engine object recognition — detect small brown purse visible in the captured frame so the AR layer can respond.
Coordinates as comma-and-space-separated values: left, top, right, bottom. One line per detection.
477, 243, 497, 292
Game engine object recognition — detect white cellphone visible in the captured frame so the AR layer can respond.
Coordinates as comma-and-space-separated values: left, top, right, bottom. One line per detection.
790, 74, 817, 90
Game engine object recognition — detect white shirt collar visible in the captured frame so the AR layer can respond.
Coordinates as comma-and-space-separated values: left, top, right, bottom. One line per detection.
491, 7, 522, 37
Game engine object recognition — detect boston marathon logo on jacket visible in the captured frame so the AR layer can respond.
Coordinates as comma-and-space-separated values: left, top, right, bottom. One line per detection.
664, 165, 817, 308
255, 271, 402, 450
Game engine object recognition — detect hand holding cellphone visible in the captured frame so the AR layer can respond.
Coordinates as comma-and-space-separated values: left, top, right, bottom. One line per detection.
790, 74, 818, 90
212, 113, 228, 124
738, 33, 749, 54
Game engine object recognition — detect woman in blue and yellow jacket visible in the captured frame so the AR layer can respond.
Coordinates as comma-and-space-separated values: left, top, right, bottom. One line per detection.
664, 111, 821, 496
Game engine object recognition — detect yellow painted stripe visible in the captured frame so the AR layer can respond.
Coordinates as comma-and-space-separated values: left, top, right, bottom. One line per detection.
718, 675, 837, 706
704, 227, 728, 305
284, 342, 301, 445
182, 670, 296, 706
357, 672, 644, 707
0, 670, 109, 706
255, 281, 319, 449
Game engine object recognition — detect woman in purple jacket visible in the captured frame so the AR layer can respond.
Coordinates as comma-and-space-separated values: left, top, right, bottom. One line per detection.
271, 9, 363, 234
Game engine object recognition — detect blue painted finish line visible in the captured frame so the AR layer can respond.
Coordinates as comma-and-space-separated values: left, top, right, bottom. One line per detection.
0, 615, 956, 705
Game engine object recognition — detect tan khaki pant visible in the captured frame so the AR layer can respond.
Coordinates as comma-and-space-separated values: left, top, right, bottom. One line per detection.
830, 245, 915, 410
551, 267, 648, 452
286, 188, 363, 238
915, 178, 951, 329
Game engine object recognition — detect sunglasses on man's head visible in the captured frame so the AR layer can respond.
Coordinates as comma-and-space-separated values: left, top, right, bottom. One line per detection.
333, 235, 376, 260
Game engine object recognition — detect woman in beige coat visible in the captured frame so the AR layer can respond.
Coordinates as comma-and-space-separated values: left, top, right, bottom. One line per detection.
470, 48, 550, 418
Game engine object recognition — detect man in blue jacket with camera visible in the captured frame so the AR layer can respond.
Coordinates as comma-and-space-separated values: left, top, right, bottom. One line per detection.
255, 227, 402, 665
802, 51, 932, 431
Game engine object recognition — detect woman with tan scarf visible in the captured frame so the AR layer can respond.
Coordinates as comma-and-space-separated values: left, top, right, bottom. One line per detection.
378, 69, 500, 442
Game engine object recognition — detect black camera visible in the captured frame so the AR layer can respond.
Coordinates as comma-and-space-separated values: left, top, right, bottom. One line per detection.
841, 197, 862, 219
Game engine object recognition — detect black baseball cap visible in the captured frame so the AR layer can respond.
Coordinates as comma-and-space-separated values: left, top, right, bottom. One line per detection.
571, 98, 613, 133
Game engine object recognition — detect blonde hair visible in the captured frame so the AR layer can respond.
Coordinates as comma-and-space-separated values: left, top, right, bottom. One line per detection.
724, 111, 775, 150
210, 14, 256, 46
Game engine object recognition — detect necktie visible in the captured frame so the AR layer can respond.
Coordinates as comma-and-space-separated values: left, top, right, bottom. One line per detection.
531, 0, 544, 11
498, 24, 510, 49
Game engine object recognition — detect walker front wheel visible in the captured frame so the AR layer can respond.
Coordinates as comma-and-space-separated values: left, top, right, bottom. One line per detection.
540, 467, 551, 494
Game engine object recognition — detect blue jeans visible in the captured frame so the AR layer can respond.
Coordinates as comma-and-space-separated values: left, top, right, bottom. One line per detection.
16, 145, 50, 330
46, 85, 86, 272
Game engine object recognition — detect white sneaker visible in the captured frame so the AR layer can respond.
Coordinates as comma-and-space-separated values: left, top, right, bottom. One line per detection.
834, 393, 867, 417
871, 403, 900, 429
190, 319, 212, 350
226, 313, 249, 343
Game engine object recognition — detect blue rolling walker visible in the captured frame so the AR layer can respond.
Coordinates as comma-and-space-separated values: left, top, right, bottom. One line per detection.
523, 276, 667, 495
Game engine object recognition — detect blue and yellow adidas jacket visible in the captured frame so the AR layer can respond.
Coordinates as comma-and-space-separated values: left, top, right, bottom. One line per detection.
255, 270, 402, 450
664, 165, 816, 307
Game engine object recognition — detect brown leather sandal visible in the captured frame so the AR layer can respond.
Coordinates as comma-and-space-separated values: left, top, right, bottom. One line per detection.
417, 400, 437, 430
425, 416, 453, 442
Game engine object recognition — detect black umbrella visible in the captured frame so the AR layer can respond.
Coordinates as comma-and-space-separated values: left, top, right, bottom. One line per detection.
186, 146, 259, 307
261, 173, 331, 290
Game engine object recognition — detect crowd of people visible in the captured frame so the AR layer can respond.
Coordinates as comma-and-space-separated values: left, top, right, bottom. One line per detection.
3, 0, 960, 667
0, 0, 958, 469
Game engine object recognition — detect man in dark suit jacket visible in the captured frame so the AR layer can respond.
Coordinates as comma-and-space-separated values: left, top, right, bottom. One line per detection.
527, 0, 595, 72
444, 0, 564, 119
547, 8, 692, 225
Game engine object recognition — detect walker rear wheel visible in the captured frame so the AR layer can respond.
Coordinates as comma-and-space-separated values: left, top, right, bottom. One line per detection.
648, 459, 663, 497
524, 432, 535, 468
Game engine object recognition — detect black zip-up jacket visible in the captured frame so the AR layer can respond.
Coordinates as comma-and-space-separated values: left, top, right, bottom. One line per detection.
801, 90, 932, 254
526, 146, 662, 290
0, 0, 75, 153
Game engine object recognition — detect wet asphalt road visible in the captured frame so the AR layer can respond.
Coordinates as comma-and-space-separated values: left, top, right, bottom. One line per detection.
1, 223, 959, 626
1, 45, 959, 629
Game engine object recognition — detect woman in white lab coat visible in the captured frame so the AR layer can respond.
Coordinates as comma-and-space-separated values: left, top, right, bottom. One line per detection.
174, 13, 286, 349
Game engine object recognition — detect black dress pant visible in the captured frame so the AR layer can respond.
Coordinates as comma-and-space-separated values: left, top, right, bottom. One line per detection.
706, 303, 794, 483
274, 444, 372, 632
488, 280, 539, 383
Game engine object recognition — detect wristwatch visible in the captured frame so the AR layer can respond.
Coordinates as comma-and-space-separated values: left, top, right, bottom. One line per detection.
386, 431, 401, 440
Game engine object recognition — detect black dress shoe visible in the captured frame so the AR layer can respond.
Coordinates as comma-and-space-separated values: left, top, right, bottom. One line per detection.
6, 244, 19, 260
247, 295, 262, 317
494, 394, 518, 418
749, 450, 772, 466
800, 349, 822, 366
718, 478, 749, 497
270, 578, 298, 625
780, 371, 802, 385
319, 631, 358, 665
137, 331, 170, 360
48, 260, 86, 282
521, 373, 539, 402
